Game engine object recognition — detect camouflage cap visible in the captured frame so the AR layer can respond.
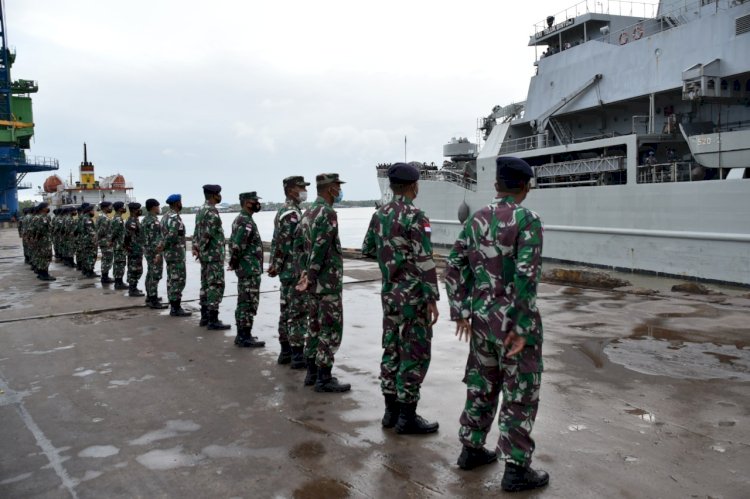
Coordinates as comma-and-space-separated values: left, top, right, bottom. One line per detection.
496, 156, 533, 181
239, 191, 261, 202
316, 173, 346, 187
283, 176, 311, 188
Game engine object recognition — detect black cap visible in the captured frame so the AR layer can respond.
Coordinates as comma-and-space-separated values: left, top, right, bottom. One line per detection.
99, 201, 112, 208
387, 162, 420, 184
37, 202, 49, 211
202, 184, 222, 194
113, 201, 125, 210
128, 202, 141, 211
81, 203, 94, 213
496, 157, 534, 182
145, 198, 160, 210
283, 176, 310, 188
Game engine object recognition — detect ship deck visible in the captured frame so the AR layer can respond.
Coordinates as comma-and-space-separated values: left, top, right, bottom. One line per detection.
1, 228, 749, 498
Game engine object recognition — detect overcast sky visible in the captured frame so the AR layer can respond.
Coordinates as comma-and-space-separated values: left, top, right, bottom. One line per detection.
11, 0, 565, 205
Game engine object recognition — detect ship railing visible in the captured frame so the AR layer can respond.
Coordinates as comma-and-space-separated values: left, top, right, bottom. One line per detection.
536, 156, 626, 178
499, 134, 550, 154
378, 167, 477, 191
571, 131, 620, 143
533, 0, 659, 36
637, 161, 696, 183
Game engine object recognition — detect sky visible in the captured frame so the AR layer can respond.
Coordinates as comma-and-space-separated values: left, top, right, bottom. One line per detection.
10, 0, 567, 205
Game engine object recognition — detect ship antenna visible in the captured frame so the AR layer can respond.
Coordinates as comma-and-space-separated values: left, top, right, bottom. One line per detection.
83, 142, 88, 165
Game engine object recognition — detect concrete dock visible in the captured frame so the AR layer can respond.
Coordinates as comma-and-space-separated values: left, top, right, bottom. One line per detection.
1, 228, 749, 498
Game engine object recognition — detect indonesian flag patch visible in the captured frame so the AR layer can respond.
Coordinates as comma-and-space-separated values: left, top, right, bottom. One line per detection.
424, 221, 431, 233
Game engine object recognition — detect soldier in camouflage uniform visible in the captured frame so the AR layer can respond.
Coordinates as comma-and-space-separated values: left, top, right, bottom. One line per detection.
62, 207, 77, 267
111, 201, 128, 290
445, 157, 548, 492
19, 207, 31, 264
161, 194, 191, 317
97, 201, 114, 284
142, 198, 168, 309
268, 175, 310, 366
362, 163, 440, 434
193, 184, 230, 330
296, 173, 350, 393
51, 208, 62, 261
79, 203, 100, 278
74, 205, 85, 272
228, 192, 266, 348
31, 202, 55, 281
125, 202, 145, 297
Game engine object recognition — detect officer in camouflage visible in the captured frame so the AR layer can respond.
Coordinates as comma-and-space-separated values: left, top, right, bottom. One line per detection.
79, 203, 100, 278
143, 198, 168, 309
19, 207, 31, 264
31, 202, 55, 281
51, 208, 62, 261
362, 162, 440, 435
445, 156, 548, 492
62, 206, 77, 268
97, 201, 114, 284
162, 194, 191, 317
193, 184, 231, 330
296, 173, 350, 393
124, 202, 145, 297
111, 201, 128, 290
74, 205, 84, 272
268, 175, 310, 367
228, 192, 266, 348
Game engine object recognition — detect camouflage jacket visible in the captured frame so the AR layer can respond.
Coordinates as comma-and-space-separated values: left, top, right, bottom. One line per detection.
142, 212, 163, 256
445, 196, 544, 347
111, 215, 125, 252
52, 216, 64, 238
96, 213, 112, 247
33, 215, 52, 248
161, 209, 186, 262
229, 209, 263, 278
269, 199, 302, 283
299, 196, 342, 295
362, 195, 439, 317
20, 214, 31, 238
124, 217, 144, 256
63, 216, 76, 242
193, 202, 225, 263
81, 215, 98, 249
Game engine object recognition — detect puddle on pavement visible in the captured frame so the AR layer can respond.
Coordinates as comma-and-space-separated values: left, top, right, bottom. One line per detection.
292, 477, 351, 499
289, 440, 326, 459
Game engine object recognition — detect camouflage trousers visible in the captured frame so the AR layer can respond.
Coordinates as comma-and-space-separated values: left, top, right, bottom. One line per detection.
165, 259, 187, 302
459, 334, 541, 467
277, 280, 296, 343
34, 243, 52, 272
287, 287, 309, 348
199, 261, 225, 311
113, 249, 127, 279
235, 274, 260, 328
127, 253, 143, 287
305, 293, 343, 369
144, 252, 164, 297
99, 245, 113, 275
380, 310, 432, 404
80, 245, 97, 274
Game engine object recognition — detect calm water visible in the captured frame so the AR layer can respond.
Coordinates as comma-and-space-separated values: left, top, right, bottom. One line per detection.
180, 206, 377, 249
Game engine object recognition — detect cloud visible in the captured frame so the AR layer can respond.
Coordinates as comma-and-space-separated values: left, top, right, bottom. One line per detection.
233, 122, 277, 154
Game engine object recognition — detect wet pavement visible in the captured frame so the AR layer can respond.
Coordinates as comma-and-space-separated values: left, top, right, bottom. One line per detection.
1, 228, 749, 498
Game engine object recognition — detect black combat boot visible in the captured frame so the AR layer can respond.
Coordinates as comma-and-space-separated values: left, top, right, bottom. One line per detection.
114, 277, 128, 290
100, 272, 114, 284
277, 341, 292, 364
289, 346, 306, 369
501, 462, 549, 492
382, 394, 400, 428
128, 285, 145, 297
147, 296, 168, 309
199, 305, 209, 327
303, 360, 318, 386
206, 310, 231, 330
314, 366, 351, 393
76, 260, 82, 271
395, 402, 439, 434
234, 326, 265, 348
169, 300, 192, 317
38, 270, 56, 281
84, 270, 100, 278
457, 446, 498, 470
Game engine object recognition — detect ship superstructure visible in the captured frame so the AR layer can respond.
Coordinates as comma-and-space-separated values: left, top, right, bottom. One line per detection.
0, 3, 58, 221
377, 0, 750, 285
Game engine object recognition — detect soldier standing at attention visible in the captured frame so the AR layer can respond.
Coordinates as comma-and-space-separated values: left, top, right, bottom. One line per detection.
193, 184, 231, 330
20, 207, 31, 264
161, 194, 191, 317
61, 207, 75, 267
33, 202, 55, 281
97, 201, 114, 284
268, 175, 310, 367
362, 163, 440, 435
228, 192, 266, 348
143, 198, 168, 309
79, 203, 100, 278
296, 173, 350, 393
74, 205, 85, 272
51, 208, 62, 261
124, 202, 145, 297
445, 157, 548, 492
111, 201, 128, 290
